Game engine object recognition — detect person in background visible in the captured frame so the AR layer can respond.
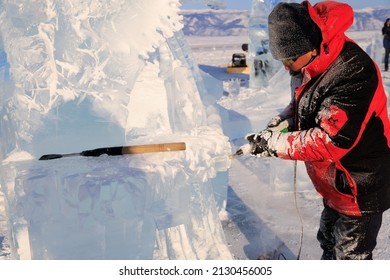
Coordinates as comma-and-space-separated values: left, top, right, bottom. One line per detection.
382, 18, 390, 71
240, 1, 390, 260
241, 43, 249, 53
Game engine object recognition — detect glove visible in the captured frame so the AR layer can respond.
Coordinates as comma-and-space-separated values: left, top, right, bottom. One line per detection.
266, 115, 292, 132
232, 116, 290, 158
240, 130, 276, 157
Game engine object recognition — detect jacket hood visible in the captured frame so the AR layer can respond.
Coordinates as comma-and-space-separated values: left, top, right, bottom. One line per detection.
302, 1, 354, 80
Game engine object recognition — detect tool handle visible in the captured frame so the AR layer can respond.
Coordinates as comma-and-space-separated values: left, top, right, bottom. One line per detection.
121, 142, 186, 154
39, 142, 186, 160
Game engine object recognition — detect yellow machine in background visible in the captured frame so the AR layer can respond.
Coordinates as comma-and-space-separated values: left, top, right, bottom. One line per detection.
226, 53, 250, 74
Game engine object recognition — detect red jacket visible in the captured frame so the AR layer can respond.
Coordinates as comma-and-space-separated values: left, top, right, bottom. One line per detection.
269, 1, 390, 216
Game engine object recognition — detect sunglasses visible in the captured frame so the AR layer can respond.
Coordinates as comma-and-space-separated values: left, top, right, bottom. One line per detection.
281, 57, 298, 67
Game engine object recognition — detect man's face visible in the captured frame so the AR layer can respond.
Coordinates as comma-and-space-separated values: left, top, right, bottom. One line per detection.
282, 49, 318, 73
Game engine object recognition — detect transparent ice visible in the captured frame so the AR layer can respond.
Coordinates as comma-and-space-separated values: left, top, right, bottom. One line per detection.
0, 0, 232, 259
247, 0, 280, 89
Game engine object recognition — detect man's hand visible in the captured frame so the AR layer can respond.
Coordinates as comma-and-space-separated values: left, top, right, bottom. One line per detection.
232, 115, 292, 158
239, 130, 276, 157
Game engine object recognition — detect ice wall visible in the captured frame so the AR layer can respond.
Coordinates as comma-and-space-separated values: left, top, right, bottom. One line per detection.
0, 0, 232, 259
248, 0, 280, 89
366, 33, 384, 68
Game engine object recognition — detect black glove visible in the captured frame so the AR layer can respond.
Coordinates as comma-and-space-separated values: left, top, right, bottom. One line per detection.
243, 130, 277, 157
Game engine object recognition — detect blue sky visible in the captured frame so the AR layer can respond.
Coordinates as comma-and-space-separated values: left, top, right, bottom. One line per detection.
181, 0, 389, 10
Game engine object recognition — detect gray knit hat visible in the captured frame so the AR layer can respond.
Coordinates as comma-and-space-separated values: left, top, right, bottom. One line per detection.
268, 2, 322, 60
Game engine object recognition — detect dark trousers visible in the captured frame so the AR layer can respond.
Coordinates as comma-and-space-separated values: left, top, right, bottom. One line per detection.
385, 48, 390, 71
317, 202, 383, 260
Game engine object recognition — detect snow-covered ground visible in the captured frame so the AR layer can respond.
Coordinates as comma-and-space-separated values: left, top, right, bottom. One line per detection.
1, 2, 390, 261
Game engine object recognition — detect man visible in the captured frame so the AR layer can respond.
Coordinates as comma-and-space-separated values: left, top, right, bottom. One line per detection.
382, 18, 390, 71
240, 1, 390, 260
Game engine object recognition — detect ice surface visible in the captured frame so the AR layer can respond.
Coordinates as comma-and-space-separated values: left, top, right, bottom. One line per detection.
0, 0, 232, 259
2, 153, 231, 259
247, 0, 279, 88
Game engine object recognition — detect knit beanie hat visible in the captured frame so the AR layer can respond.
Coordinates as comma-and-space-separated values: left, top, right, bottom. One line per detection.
268, 2, 322, 60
